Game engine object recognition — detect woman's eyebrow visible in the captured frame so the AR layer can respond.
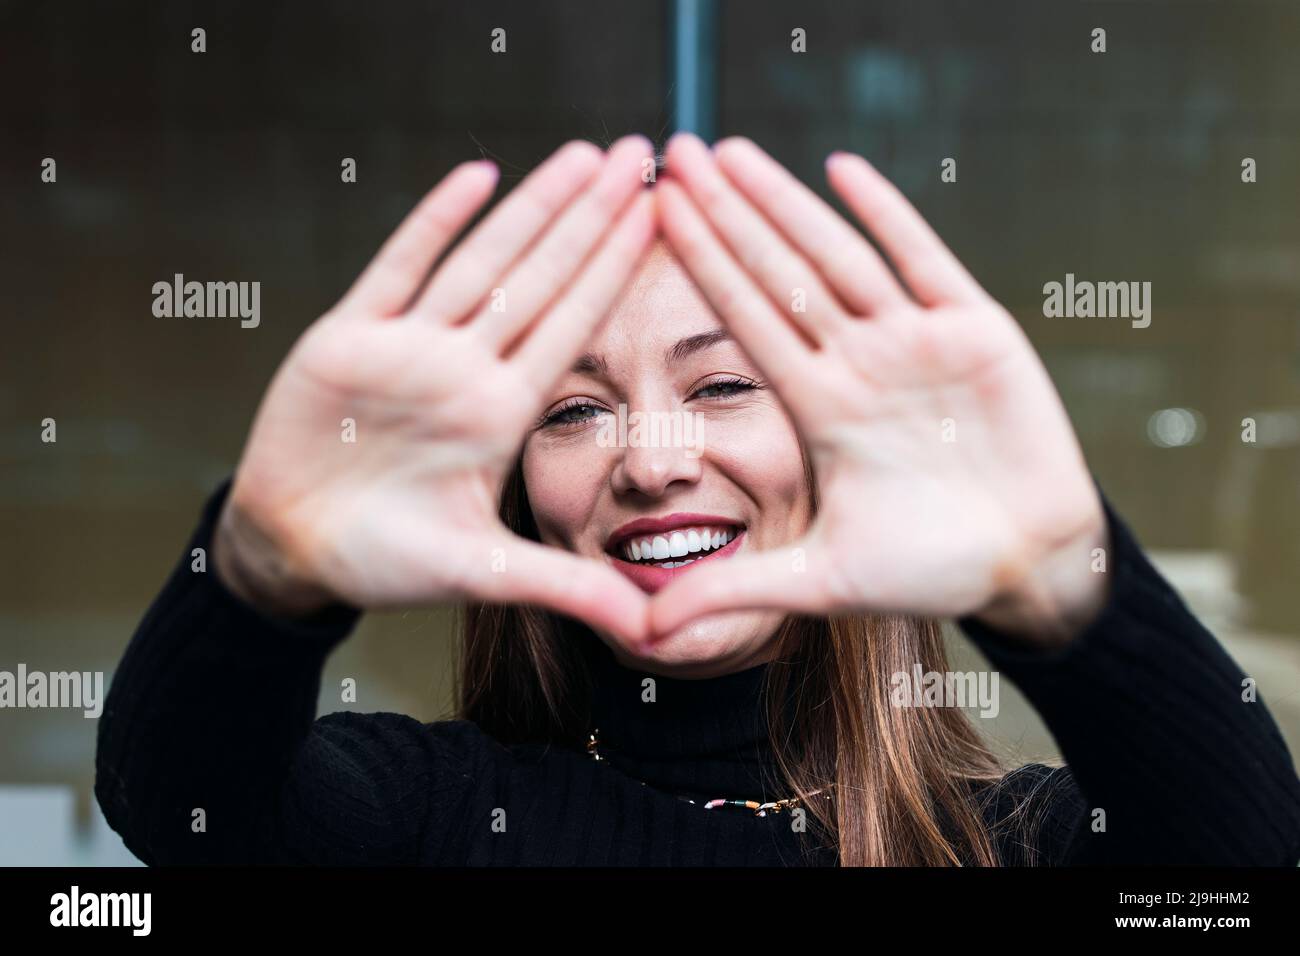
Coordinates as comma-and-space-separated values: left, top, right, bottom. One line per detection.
571, 352, 607, 375
569, 329, 733, 376
666, 329, 733, 363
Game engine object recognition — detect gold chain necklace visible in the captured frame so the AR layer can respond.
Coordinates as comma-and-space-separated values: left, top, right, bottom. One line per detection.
586, 727, 831, 818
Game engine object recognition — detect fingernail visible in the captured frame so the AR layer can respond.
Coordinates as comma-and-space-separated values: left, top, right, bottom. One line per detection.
616, 133, 653, 152
666, 130, 700, 150
710, 134, 743, 154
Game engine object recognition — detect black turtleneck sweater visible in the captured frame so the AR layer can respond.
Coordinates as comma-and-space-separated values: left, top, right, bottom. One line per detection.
94, 479, 1300, 866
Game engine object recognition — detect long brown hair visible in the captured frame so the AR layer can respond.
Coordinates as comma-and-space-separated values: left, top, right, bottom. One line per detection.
459, 446, 1032, 865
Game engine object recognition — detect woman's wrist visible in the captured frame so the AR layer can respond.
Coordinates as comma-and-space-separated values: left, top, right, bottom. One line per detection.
212, 497, 338, 621
972, 515, 1111, 648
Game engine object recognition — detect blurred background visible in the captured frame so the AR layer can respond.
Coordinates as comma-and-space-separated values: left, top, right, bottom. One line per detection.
2, 0, 1297, 864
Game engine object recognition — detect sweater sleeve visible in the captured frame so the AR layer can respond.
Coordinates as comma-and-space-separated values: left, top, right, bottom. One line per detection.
959, 489, 1300, 865
94, 478, 474, 865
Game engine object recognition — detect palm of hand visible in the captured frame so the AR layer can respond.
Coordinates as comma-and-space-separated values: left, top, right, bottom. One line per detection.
222, 139, 659, 645
798, 303, 1101, 618
236, 314, 533, 608
648, 134, 1106, 639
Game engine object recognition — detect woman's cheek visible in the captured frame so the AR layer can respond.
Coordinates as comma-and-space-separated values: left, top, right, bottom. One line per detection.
522, 436, 608, 548
705, 404, 809, 503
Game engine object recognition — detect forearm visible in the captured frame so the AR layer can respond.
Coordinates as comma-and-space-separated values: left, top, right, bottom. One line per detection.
961, 492, 1300, 865
95, 478, 360, 863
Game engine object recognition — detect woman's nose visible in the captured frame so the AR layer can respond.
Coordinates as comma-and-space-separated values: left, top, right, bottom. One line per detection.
609, 425, 704, 498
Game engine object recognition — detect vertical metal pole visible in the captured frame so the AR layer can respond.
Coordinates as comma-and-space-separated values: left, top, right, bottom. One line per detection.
670, 0, 718, 140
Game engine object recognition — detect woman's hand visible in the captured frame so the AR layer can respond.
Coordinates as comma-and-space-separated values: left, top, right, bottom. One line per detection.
650, 134, 1108, 646
214, 137, 657, 647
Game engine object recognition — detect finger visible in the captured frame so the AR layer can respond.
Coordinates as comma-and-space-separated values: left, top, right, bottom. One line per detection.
711, 137, 912, 316
341, 160, 500, 316
512, 190, 655, 393
825, 151, 988, 308
411, 140, 605, 322
471, 536, 650, 647
474, 135, 653, 353
646, 545, 827, 640
655, 179, 821, 406
664, 132, 845, 342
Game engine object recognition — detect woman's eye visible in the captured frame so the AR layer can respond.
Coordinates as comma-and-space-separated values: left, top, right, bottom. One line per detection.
540, 379, 759, 427
540, 402, 606, 428
692, 377, 760, 400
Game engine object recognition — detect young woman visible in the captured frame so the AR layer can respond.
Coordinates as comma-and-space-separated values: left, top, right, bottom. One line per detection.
95, 134, 1300, 866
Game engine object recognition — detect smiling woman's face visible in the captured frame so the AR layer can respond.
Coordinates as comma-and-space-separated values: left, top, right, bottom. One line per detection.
521, 241, 813, 677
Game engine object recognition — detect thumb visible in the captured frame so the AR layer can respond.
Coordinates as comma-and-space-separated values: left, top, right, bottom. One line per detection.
467, 535, 650, 648
647, 541, 825, 640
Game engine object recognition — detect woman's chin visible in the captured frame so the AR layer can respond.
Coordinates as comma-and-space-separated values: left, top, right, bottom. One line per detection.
600, 609, 784, 678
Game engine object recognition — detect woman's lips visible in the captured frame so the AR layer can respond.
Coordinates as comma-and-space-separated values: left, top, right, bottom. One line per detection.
607, 529, 745, 594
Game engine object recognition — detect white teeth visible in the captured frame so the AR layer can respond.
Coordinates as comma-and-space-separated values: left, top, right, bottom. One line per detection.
618, 525, 742, 563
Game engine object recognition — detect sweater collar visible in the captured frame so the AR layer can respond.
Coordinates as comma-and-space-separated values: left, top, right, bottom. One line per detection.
583, 635, 791, 801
